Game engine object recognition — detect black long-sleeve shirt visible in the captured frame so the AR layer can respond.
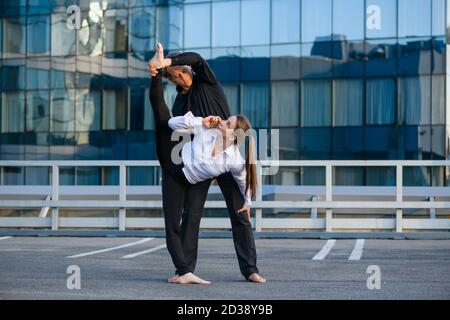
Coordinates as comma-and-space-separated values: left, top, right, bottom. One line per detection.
168, 52, 231, 120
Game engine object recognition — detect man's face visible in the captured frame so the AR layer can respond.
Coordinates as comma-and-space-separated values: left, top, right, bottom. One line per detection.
164, 66, 193, 88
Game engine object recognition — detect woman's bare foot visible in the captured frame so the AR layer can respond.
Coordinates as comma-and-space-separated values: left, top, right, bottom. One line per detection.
176, 272, 211, 285
168, 275, 179, 283
247, 273, 266, 283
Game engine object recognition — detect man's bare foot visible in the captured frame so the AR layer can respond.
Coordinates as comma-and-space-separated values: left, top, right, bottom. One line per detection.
168, 275, 179, 283
176, 272, 211, 285
247, 273, 266, 283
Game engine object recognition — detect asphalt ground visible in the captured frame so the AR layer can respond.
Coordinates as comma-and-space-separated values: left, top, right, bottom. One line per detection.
0, 236, 449, 300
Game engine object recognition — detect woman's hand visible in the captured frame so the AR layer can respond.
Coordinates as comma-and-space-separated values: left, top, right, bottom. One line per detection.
237, 204, 251, 222
147, 42, 172, 77
202, 116, 221, 128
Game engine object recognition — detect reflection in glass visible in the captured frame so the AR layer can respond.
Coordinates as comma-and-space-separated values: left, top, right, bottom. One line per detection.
432, 0, 446, 35
365, 39, 398, 77
399, 0, 431, 38
1, 92, 25, 133
210, 47, 240, 82
27, 67, 49, 90
333, 79, 364, 126
51, 57, 76, 89
212, 1, 240, 47
270, 44, 300, 80
271, 0, 300, 44
332, 127, 364, 159
102, 89, 127, 130
76, 89, 101, 131
104, 10, 128, 53
365, 127, 401, 159
156, 4, 183, 50
27, 15, 50, 55
241, 0, 270, 46
129, 7, 154, 53
366, 78, 396, 125
271, 81, 299, 127
241, 46, 270, 81
2, 17, 26, 58
431, 126, 446, 160
398, 38, 431, 75
432, 37, 446, 74
51, 13, 76, 56
242, 82, 269, 128
334, 167, 364, 185
26, 90, 50, 132
301, 127, 331, 159
184, 3, 210, 48
431, 75, 445, 125
301, 42, 332, 78
333, 0, 364, 41
301, 0, 332, 43
332, 40, 364, 77
366, 0, 397, 39
399, 76, 431, 125
222, 84, 239, 115
24, 132, 49, 161
301, 80, 331, 127
51, 89, 76, 132
25, 167, 49, 185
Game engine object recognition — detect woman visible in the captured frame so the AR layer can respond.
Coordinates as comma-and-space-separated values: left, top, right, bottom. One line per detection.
149, 71, 261, 285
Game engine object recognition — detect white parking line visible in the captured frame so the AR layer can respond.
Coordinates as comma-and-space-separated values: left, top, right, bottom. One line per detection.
66, 238, 155, 258
121, 244, 167, 259
0, 236, 12, 241
348, 239, 365, 261
312, 239, 336, 260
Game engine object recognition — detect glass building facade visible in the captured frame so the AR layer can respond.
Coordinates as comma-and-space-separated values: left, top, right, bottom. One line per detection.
0, 0, 449, 187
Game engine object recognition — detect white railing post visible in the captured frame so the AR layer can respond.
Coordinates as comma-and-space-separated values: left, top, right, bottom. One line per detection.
396, 164, 403, 232
119, 165, 127, 231
325, 164, 333, 232
255, 164, 263, 232
51, 165, 59, 231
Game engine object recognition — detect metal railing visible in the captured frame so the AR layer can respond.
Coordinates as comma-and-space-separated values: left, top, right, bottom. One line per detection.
0, 160, 449, 232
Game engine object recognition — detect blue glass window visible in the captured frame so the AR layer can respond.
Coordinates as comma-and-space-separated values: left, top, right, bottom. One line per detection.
432, 0, 446, 36
2, 65, 26, 90
156, 4, 183, 50
241, 0, 270, 46
241, 82, 269, 128
333, 79, 364, 126
75, 89, 101, 132
271, 0, 300, 44
210, 48, 241, 82
26, 90, 50, 132
365, 39, 398, 77
333, 0, 364, 41
300, 127, 331, 159
129, 7, 154, 53
332, 40, 365, 77
399, 0, 431, 37
399, 76, 431, 125
212, 1, 240, 47
27, 66, 50, 90
222, 84, 240, 116
184, 3, 210, 48
51, 89, 75, 132
301, 79, 331, 127
332, 127, 365, 159
301, 42, 332, 78
302, 0, 332, 43
241, 46, 270, 81
271, 44, 300, 80
365, 127, 402, 159
51, 13, 76, 56
366, 78, 396, 125
1, 92, 25, 132
431, 75, 445, 125
2, 17, 26, 58
271, 81, 299, 127
27, 15, 50, 55
102, 88, 127, 130
104, 10, 128, 53
398, 38, 432, 75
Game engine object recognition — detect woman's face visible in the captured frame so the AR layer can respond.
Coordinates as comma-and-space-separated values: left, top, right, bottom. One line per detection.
218, 116, 237, 140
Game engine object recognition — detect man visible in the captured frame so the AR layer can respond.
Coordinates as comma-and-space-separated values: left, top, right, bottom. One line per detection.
148, 42, 265, 283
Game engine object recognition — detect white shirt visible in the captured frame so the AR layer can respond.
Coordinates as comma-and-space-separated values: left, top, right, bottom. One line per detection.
168, 112, 252, 205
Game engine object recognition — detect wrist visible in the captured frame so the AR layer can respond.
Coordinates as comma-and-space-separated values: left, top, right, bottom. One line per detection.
163, 58, 172, 68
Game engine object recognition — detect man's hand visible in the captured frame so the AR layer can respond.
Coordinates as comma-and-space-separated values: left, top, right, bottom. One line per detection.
148, 42, 172, 77
202, 116, 221, 128
237, 204, 251, 222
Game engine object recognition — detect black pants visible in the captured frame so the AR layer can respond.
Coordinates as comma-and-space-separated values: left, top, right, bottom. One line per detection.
150, 75, 259, 278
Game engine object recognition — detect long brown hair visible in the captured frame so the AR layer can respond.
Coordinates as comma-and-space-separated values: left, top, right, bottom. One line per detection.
235, 115, 257, 201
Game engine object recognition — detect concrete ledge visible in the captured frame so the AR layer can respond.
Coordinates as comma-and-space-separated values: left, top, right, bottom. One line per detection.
0, 229, 449, 239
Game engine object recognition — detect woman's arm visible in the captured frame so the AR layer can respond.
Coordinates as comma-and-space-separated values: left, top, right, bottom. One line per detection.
168, 112, 221, 133
230, 163, 252, 206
